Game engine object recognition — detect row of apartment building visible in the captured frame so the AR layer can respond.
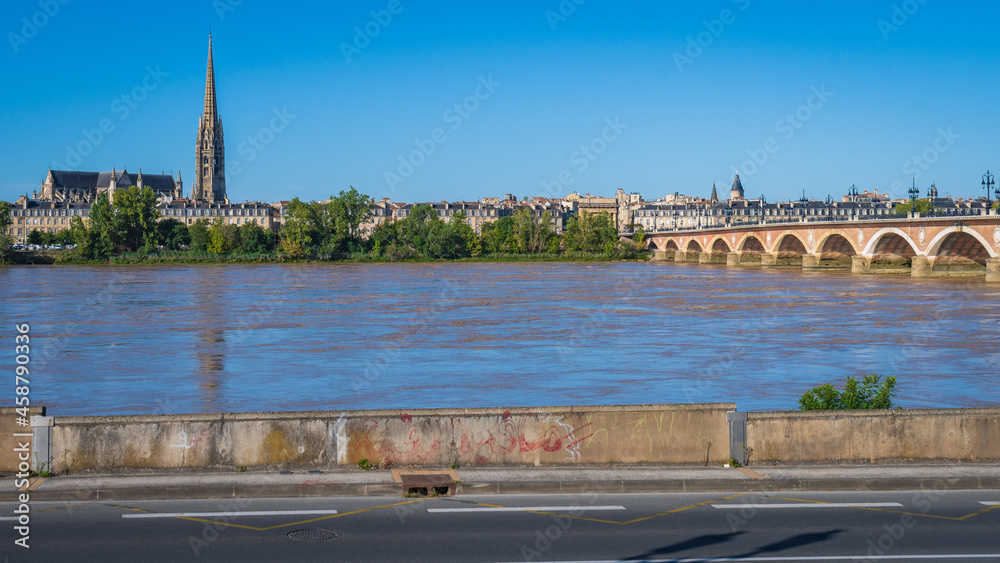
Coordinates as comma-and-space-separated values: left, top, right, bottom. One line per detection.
2, 193, 580, 245
7, 179, 993, 246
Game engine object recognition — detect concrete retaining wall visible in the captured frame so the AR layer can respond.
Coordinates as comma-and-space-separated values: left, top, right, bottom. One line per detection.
747, 408, 1000, 464
50, 404, 734, 473
0, 407, 46, 472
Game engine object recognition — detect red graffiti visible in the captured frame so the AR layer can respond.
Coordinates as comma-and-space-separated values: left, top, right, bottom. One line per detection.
519, 426, 563, 453
401, 413, 412, 423
502, 410, 511, 421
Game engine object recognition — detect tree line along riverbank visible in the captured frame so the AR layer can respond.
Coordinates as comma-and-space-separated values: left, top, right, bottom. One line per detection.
1, 187, 651, 265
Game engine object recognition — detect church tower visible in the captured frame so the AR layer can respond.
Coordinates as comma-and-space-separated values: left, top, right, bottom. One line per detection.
730, 172, 745, 201
194, 35, 226, 203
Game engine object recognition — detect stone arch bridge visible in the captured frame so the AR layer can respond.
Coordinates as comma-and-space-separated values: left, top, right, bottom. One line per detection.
642, 216, 1000, 281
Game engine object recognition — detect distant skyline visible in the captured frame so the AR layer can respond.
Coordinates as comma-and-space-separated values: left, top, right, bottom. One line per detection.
3, 1, 999, 205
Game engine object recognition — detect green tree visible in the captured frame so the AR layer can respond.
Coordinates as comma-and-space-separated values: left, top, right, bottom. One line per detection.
241, 221, 276, 254
114, 186, 160, 251
0, 201, 11, 238
481, 216, 516, 254
633, 225, 646, 249
799, 374, 899, 410
279, 197, 318, 256
326, 187, 373, 253
449, 212, 476, 255
893, 199, 935, 216
86, 192, 118, 257
564, 210, 617, 252
156, 219, 190, 250
395, 204, 438, 255
68, 216, 89, 250
27, 230, 43, 245
0, 201, 12, 263
207, 220, 241, 254
512, 208, 557, 254
370, 221, 398, 256
188, 220, 210, 251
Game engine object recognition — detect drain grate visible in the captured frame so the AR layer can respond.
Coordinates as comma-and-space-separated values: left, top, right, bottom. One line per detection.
286, 529, 342, 541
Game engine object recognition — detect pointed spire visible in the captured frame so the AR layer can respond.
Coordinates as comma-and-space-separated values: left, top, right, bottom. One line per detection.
710, 183, 719, 203
203, 35, 218, 126
730, 172, 744, 200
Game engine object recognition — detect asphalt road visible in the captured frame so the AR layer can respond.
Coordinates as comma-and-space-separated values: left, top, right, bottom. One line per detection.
2, 490, 999, 562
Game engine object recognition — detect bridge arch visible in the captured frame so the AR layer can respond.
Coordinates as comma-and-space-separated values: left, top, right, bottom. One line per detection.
925, 227, 997, 261
663, 239, 679, 252
774, 232, 809, 256
738, 234, 766, 253
816, 231, 859, 259
685, 239, 704, 253
708, 236, 732, 254
862, 228, 919, 257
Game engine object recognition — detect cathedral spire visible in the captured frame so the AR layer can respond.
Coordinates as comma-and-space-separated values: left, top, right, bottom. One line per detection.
195, 34, 226, 203
204, 35, 218, 126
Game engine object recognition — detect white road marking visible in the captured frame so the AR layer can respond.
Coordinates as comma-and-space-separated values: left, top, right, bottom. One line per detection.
712, 502, 903, 509
0, 517, 19, 521
427, 505, 626, 513
979, 501, 1000, 506
122, 509, 338, 519
510, 556, 1000, 562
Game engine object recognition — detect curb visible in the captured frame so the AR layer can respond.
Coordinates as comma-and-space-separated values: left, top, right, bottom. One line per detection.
6, 477, 999, 502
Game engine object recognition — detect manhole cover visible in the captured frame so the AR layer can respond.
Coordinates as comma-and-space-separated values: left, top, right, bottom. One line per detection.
286, 529, 341, 541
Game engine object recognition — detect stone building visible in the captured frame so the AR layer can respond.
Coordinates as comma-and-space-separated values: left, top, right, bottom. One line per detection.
6, 199, 91, 244
159, 200, 276, 230
37, 167, 182, 204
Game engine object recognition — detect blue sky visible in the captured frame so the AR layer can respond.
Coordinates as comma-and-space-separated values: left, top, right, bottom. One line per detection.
3, 0, 999, 204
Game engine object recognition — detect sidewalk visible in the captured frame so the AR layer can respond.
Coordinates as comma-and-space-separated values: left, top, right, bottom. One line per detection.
3, 464, 998, 502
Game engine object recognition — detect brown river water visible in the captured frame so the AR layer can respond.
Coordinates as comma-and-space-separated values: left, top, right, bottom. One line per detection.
2, 262, 998, 415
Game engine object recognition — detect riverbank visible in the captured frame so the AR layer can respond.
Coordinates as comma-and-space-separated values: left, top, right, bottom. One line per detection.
6, 249, 651, 265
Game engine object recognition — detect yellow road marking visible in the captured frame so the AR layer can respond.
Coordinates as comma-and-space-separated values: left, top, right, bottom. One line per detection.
116, 499, 428, 532
1, 502, 96, 516
112, 492, 1000, 532
767, 495, 1000, 521
438, 493, 749, 525
621, 493, 748, 525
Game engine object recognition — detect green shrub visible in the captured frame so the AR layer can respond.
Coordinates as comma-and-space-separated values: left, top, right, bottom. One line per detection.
798, 374, 899, 410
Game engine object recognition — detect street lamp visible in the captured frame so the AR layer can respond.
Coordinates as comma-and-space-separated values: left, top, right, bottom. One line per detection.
985, 171, 996, 215
908, 179, 920, 214
759, 195, 767, 224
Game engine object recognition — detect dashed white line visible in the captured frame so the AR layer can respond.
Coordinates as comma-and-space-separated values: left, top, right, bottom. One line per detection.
427, 505, 626, 513
979, 501, 1000, 506
711, 502, 903, 509
122, 509, 339, 519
